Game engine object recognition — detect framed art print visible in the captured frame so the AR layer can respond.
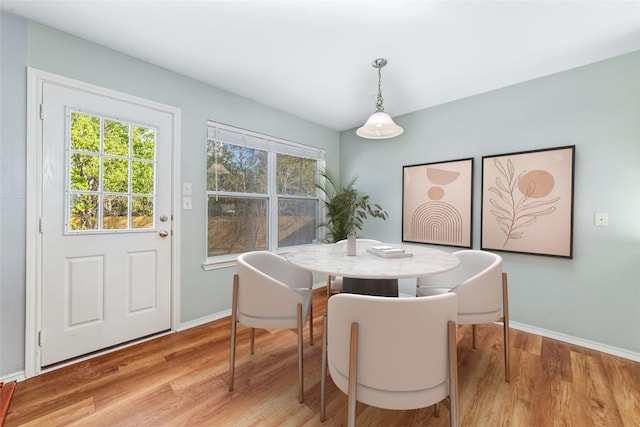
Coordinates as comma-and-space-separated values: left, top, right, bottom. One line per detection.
481, 145, 575, 258
402, 158, 473, 248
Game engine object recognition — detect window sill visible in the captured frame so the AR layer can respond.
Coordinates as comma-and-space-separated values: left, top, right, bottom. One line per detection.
202, 258, 237, 271
201, 248, 297, 271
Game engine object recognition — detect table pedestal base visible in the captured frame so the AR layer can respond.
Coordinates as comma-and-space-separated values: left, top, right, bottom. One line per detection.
341, 278, 399, 297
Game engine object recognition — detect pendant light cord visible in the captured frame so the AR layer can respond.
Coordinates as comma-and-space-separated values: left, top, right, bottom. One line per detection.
375, 66, 385, 112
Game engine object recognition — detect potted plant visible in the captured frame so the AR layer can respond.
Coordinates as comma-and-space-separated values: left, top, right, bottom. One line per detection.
315, 169, 388, 243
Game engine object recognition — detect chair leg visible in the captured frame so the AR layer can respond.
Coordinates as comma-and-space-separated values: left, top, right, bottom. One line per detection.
320, 315, 328, 422
472, 324, 477, 349
326, 275, 332, 299
448, 320, 459, 427
309, 297, 314, 346
347, 322, 359, 427
434, 402, 440, 417
250, 328, 255, 355
229, 275, 239, 392
502, 272, 511, 383
297, 303, 304, 403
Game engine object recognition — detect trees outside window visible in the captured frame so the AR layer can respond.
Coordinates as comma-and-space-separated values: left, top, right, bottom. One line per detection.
206, 123, 324, 259
68, 112, 156, 232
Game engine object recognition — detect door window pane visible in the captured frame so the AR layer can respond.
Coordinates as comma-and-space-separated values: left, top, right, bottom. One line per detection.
103, 195, 128, 229
67, 111, 156, 233
132, 125, 155, 160
70, 112, 100, 152
103, 158, 129, 193
104, 119, 129, 156
69, 193, 98, 231
132, 161, 154, 194
132, 196, 154, 229
70, 153, 100, 191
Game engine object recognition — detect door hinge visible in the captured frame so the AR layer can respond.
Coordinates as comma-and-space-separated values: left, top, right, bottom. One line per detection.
39, 103, 44, 120
38, 330, 42, 347
39, 217, 44, 233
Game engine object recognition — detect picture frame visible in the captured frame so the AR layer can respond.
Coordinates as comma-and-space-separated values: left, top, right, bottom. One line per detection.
402, 158, 473, 248
481, 145, 575, 258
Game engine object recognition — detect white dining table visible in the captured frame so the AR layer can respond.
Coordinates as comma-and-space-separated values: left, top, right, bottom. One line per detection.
286, 241, 460, 280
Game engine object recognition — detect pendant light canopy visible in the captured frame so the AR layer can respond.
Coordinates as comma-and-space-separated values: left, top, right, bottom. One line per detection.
356, 58, 403, 140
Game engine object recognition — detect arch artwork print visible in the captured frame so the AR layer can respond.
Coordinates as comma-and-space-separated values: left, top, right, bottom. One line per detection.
402, 158, 473, 248
481, 146, 575, 258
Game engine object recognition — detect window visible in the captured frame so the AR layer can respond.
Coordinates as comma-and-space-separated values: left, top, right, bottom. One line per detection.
67, 110, 156, 233
206, 122, 325, 263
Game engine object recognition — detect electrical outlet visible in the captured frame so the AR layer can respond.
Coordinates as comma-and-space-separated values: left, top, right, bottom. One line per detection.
594, 212, 608, 227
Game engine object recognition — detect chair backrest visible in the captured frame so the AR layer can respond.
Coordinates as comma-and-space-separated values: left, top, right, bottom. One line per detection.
236, 251, 312, 328
418, 250, 503, 320
327, 293, 457, 410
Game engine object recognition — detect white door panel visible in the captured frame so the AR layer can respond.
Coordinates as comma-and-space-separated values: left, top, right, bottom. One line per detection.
40, 82, 172, 366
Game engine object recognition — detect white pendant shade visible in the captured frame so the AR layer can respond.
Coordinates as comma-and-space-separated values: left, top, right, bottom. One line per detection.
356, 111, 404, 139
357, 58, 404, 140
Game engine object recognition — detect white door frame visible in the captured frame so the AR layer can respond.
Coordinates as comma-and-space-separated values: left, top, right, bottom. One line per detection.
25, 68, 182, 378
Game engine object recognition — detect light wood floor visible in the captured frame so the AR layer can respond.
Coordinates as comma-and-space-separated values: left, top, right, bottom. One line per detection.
5, 289, 640, 426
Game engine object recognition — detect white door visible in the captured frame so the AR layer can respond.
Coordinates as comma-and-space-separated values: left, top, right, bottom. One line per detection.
40, 81, 173, 367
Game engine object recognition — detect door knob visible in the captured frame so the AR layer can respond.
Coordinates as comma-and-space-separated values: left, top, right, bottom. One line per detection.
159, 230, 169, 238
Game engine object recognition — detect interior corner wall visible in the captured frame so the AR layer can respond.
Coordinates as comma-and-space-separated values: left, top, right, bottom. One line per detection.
1, 12, 29, 379
0, 12, 339, 379
340, 51, 640, 355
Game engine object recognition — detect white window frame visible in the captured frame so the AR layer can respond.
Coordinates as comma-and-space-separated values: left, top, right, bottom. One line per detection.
65, 108, 158, 234
203, 121, 325, 270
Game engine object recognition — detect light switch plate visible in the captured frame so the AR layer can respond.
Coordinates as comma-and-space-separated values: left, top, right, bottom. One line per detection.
183, 196, 192, 210
594, 212, 608, 227
183, 182, 192, 196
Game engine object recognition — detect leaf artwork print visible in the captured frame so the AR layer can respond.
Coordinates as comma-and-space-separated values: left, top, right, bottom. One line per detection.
488, 158, 560, 248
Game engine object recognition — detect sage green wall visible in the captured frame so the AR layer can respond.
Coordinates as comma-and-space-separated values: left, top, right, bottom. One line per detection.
0, 12, 339, 378
2, 10, 637, 380
340, 51, 640, 354
1, 12, 28, 378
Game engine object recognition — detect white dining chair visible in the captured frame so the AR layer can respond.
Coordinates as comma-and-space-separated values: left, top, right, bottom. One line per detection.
229, 251, 314, 403
321, 293, 459, 427
416, 249, 510, 382
326, 238, 382, 299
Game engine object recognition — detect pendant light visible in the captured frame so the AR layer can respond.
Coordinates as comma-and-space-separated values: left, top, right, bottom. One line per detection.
356, 58, 404, 139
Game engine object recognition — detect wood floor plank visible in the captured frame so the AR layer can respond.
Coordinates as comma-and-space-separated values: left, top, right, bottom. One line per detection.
570, 350, 626, 427
513, 325, 543, 356
540, 337, 573, 382
5, 288, 640, 427
16, 397, 95, 427
600, 354, 640, 426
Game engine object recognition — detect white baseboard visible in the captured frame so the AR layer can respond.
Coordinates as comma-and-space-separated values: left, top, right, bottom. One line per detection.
1, 371, 25, 384
509, 321, 640, 363
177, 309, 231, 332
176, 281, 326, 332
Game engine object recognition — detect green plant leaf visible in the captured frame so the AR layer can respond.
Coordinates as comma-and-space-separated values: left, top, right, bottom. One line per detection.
315, 168, 388, 242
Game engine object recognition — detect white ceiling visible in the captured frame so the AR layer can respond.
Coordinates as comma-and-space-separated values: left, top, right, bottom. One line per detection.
3, 1, 639, 131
